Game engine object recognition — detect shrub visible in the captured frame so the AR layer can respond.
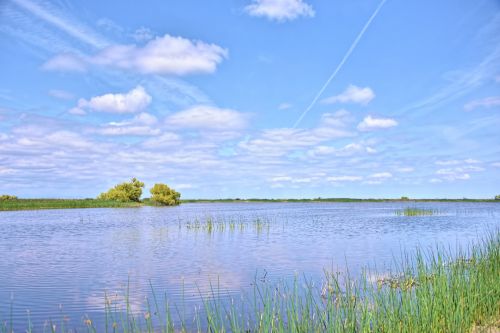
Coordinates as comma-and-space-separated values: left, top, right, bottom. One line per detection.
0, 194, 18, 201
495, 195, 500, 200
150, 183, 180, 206
97, 178, 144, 202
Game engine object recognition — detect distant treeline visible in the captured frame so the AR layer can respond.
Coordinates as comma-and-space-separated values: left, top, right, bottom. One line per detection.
181, 197, 499, 203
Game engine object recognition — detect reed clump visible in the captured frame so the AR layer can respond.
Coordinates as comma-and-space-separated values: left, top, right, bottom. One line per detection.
396, 207, 438, 216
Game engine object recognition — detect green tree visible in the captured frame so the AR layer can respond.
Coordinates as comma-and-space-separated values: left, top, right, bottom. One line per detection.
150, 183, 181, 206
495, 195, 500, 200
0, 194, 18, 201
98, 178, 145, 202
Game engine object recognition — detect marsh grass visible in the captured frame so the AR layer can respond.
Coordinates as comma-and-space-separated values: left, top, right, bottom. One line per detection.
183, 216, 271, 234
1, 232, 499, 332
0, 199, 142, 211
395, 207, 439, 216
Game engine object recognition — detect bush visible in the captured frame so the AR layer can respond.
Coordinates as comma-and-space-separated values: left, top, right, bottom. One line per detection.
97, 178, 145, 202
150, 183, 180, 206
495, 195, 500, 200
401, 196, 410, 201
0, 194, 18, 201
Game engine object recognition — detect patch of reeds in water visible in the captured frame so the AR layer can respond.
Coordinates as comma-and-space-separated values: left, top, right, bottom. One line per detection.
183, 216, 271, 233
1, 232, 498, 332
395, 207, 439, 216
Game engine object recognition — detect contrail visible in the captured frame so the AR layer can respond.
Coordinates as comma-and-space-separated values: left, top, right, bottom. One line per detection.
293, 0, 388, 128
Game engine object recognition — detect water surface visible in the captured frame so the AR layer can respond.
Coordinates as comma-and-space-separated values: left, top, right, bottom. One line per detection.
0, 202, 498, 330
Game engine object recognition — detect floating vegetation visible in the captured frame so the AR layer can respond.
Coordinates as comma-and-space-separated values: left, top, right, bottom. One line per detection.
395, 207, 438, 216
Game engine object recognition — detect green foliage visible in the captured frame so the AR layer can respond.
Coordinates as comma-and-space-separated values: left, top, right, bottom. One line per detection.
0, 199, 141, 211
401, 196, 410, 201
150, 183, 180, 206
0, 194, 18, 201
495, 195, 500, 200
97, 178, 145, 202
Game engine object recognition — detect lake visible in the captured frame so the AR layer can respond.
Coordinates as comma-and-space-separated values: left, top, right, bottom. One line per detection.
0, 202, 498, 331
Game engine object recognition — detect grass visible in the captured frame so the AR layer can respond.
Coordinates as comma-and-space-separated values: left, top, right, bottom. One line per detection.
395, 207, 439, 216
0, 199, 143, 211
1, 197, 497, 211
1, 232, 498, 332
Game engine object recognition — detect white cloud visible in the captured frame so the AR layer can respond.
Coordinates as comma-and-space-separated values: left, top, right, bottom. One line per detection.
357, 116, 397, 131
245, 0, 314, 21
165, 105, 248, 130
278, 103, 292, 110
43, 34, 228, 75
464, 96, 500, 111
327, 175, 363, 182
96, 126, 160, 136
435, 164, 484, 182
71, 86, 152, 114
239, 111, 354, 157
436, 159, 480, 166
369, 172, 392, 179
396, 167, 414, 173
42, 53, 86, 72
142, 133, 182, 148
94, 113, 160, 136
322, 85, 375, 105
307, 142, 375, 157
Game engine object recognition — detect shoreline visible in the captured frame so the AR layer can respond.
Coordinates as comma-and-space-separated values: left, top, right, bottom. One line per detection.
0, 198, 498, 211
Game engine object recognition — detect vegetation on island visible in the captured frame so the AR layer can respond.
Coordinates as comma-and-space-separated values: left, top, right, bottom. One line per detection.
97, 177, 145, 202
1, 231, 498, 332
150, 183, 181, 206
0, 178, 181, 211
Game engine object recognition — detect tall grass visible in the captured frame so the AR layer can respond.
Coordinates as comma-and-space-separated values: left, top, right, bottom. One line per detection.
395, 207, 439, 216
0, 199, 142, 211
1, 232, 499, 332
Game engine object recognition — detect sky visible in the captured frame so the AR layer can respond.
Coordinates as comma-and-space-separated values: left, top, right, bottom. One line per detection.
0, 0, 499, 199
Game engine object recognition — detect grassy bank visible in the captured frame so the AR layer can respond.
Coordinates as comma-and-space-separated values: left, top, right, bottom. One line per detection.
0, 197, 497, 211
0, 199, 143, 211
1, 232, 498, 332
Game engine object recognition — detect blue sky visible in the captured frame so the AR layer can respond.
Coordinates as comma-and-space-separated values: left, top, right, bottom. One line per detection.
0, 0, 499, 199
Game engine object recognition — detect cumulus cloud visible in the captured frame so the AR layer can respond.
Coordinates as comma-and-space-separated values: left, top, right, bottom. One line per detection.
70, 86, 152, 114
165, 105, 248, 130
245, 0, 314, 21
464, 96, 500, 111
357, 115, 397, 131
43, 34, 228, 75
322, 85, 375, 105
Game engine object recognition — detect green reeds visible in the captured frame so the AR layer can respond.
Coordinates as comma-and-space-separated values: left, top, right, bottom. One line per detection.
2, 232, 499, 332
0, 199, 142, 211
396, 207, 438, 216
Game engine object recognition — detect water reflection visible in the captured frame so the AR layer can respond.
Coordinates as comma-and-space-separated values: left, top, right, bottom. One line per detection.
0, 202, 498, 331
